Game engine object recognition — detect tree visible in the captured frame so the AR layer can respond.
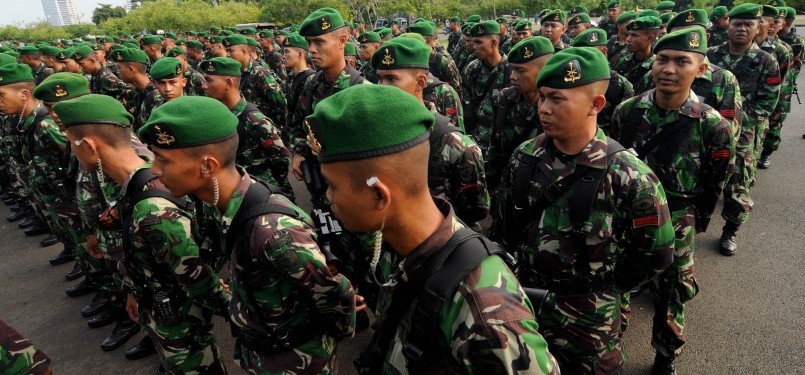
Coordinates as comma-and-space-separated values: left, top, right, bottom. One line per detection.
99, 0, 261, 34
92, 4, 127, 26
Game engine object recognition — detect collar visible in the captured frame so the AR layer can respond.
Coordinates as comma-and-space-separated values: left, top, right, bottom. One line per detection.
216, 167, 252, 233
636, 89, 702, 118
230, 98, 248, 116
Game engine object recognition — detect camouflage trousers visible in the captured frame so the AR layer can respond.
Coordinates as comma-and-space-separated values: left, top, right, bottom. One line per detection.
0, 317, 51, 375
139, 300, 226, 375
763, 112, 788, 155
98, 228, 127, 311
234, 336, 337, 375
649, 206, 699, 357
721, 119, 758, 225
538, 290, 626, 374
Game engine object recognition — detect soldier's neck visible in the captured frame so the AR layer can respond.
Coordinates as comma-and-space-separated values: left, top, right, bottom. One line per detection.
292, 63, 309, 75
131, 75, 151, 91
728, 42, 752, 55
482, 50, 503, 67
210, 167, 242, 212
553, 124, 597, 155
383, 194, 445, 257
221, 92, 241, 109
634, 48, 652, 61
323, 59, 347, 82
104, 149, 147, 187
754, 33, 768, 44
523, 90, 539, 105
21, 99, 39, 119
654, 89, 689, 112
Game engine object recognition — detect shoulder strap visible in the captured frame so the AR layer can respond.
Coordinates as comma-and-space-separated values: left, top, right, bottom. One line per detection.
303, 71, 325, 116
344, 66, 365, 86
634, 110, 698, 164
617, 106, 647, 148
428, 113, 461, 147
428, 51, 443, 75
494, 87, 518, 132
605, 70, 621, 102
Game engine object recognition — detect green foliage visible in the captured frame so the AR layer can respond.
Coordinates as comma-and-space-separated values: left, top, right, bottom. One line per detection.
0, 21, 101, 42
92, 4, 127, 26
259, 0, 350, 25
100, 0, 261, 34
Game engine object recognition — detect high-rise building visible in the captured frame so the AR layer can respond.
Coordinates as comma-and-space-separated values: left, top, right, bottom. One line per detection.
41, 0, 81, 26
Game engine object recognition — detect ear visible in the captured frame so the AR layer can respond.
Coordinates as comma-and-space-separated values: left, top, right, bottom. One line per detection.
200, 155, 221, 177
591, 93, 607, 115
368, 177, 392, 211
180, 77, 188, 88
695, 60, 708, 78
415, 72, 428, 93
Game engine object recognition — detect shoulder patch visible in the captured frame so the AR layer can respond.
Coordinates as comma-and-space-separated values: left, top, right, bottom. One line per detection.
632, 191, 657, 217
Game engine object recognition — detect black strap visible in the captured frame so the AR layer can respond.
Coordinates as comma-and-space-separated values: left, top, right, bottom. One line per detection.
494, 87, 518, 133
428, 51, 443, 77
228, 179, 302, 258
605, 70, 622, 104
288, 69, 315, 115
304, 68, 365, 118
22, 107, 49, 156
474, 60, 511, 106
428, 113, 462, 149
619, 105, 700, 164
235, 101, 262, 154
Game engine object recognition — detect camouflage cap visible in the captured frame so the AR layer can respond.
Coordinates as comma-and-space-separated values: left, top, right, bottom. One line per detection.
470, 20, 501, 37
306, 85, 435, 163
358, 31, 382, 44
728, 3, 763, 19
508, 36, 554, 63
139, 96, 237, 148
70, 45, 95, 61
668, 9, 708, 31
165, 46, 186, 57
536, 47, 610, 89
33, 72, 89, 103
617, 11, 638, 24
568, 13, 592, 26
0, 63, 34, 85
282, 33, 309, 50
53, 94, 133, 128
571, 28, 608, 47
110, 48, 148, 64
150, 57, 183, 80
199, 57, 241, 76
628, 16, 662, 30
654, 26, 708, 55
657, 0, 676, 11
542, 9, 567, 24
300, 8, 346, 36
408, 22, 435, 36
141, 35, 161, 45
371, 37, 430, 70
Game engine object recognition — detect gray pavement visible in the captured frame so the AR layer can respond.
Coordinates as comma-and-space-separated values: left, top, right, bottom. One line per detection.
1, 77, 804, 374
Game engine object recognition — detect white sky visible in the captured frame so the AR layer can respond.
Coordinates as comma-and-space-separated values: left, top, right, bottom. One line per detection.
0, 0, 129, 26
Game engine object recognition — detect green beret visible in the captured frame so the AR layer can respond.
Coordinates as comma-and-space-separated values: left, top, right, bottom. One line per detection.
659, 12, 676, 23
300, 8, 346, 37
175, 39, 186, 46
408, 22, 435, 36
607, 1, 621, 9
70, 45, 94, 61
122, 42, 139, 49
449, 16, 461, 22
515, 9, 526, 17
55, 48, 73, 61
186, 31, 197, 37
570, 6, 589, 15
638, 9, 660, 18
245, 37, 259, 48
210, 26, 221, 32
278, 29, 292, 36
306, 85, 434, 163
508, 36, 554, 63
210, 36, 226, 44
571, 28, 608, 47
33, 72, 89, 102
165, 46, 186, 57
761, 5, 778, 17
240, 27, 257, 35
39, 45, 61, 56
150, 57, 183, 80
668, 9, 708, 31
186, 40, 203, 49
352, 22, 360, 29
371, 37, 430, 70
141, 35, 161, 45
470, 20, 501, 37
496, 17, 510, 25
768, 0, 786, 6
164, 32, 177, 40
139, 96, 237, 149
222, 34, 248, 47
199, 57, 241, 76
197, 31, 209, 38
654, 26, 707, 55
536, 47, 610, 89
281, 33, 309, 50
542, 10, 566, 24
0, 53, 17, 66
467, 15, 482, 23
344, 42, 357, 56
96, 36, 112, 43
657, 1, 676, 11
110, 48, 148, 64
784, 6, 796, 20
568, 13, 591, 26
628, 16, 662, 30
221, 30, 234, 36
378, 28, 393, 38
513, 20, 533, 32
391, 19, 400, 26
18, 46, 40, 55
0, 65, 34, 86
728, 3, 763, 19
775, 6, 787, 18
53, 94, 133, 128
617, 11, 638, 24
257, 30, 275, 38
358, 32, 382, 44
398, 33, 427, 44
5, 52, 19, 59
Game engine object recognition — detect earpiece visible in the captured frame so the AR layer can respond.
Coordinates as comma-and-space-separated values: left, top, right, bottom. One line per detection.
201, 157, 210, 173
366, 176, 379, 187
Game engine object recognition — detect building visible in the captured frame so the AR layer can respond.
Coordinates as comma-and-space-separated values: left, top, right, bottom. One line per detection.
41, 0, 81, 26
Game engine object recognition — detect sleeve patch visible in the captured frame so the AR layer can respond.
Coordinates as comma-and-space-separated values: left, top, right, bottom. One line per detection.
766, 76, 782, 85
446, 108, 457, 116
719, 109, 734, 118
711, 149, 730, 159
633, 216, 659, 228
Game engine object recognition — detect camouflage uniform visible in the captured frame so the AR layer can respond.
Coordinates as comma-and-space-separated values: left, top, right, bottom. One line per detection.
707, 26, 728, 49
212, 170, 356, 374
707, 42, 780, 224
373, 198, 559, 375
454, 40, 476, 73
598, 18, 619, 39
429, 50, 463, 100
184, 67, 206, 96
612, 52, 655, 94
106, 60, 120, 77
500, 34, 513, 55
488, 86, 542, 191
89, 66, 128, 100
600, 70, 635, 136
240, 60, 288, 127
612, 90, 735, 357
447, 30, 462, 56
494, 129, 675, 373
137, 87, 164, 129
32, 62, 54, 84
282, 69, 315, 140
423, 75, 465, 131
359, 62, 379, 84
261, 48, 288, 87
606, 36, 629, 62
460, 57, 511, 152
759, 35, 793, 156
552, 40, 569, 52
0, 317, 51, 375
120, 164, 228, 374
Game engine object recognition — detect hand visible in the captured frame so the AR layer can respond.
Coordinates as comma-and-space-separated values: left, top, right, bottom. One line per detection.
355, 294, 366, 312
98, 207, 119, 228
126, 293, 139, 323
86, 234, 103, 260
219, 278, 230, 295
291, 153, 305, 181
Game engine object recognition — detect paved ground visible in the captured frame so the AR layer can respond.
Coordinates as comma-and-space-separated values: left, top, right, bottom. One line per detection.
1, 82, 804, 375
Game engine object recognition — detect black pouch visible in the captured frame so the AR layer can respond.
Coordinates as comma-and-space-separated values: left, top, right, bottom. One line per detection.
152, 290, 180, 326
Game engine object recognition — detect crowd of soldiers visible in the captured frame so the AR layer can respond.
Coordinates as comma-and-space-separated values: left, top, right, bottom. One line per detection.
0, 0, 800, 374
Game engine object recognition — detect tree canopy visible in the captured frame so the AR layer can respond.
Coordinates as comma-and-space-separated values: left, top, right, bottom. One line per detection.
92, 4, 127, 26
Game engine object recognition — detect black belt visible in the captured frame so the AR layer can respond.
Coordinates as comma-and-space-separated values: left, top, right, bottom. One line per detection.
231, 321, 323, 354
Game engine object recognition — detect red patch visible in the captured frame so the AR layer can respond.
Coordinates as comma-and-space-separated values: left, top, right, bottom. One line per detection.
766, 76, 781, 85
719, 109, 734, 118
633, 216, 659, 228
445, 108, 456, 116
711, 149, 730, 159
262, 138, 274, 147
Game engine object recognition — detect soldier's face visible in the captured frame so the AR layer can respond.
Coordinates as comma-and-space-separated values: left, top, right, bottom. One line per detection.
64, 59, 82, 73
728, 19, 758, 45
377, 69, 421, 95
306, 32, 345, 69
568, 23, 588, 37
226, 45, 249, 66
211, 43, 227, 57
608, 7, 621, 21
450, 22, 460, 31
538, 86, 603, 141
155, 77, 186, 101
771, 18, 784, 36
652, 49, 706, 95
471, 36, 497, 60
541, 21, 565, 43
150, 147, 204, 198
627, 30, 653, 53
514, 30, 533, 43
0, 87, 26, 115
757, 16, 773, 38
359, 43, 379, 61
202, 75, 228, 100
510, 56, 549, 94
65, 130, 98, 170
320, 162, 385, 233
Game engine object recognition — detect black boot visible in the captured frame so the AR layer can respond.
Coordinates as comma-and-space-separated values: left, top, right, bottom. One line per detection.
24, 221, 50, 236
87, 307, 115, 329
719, 221, 740, 256
40, 233, 59, 247
651, 352, 677, 375
6, 209, 30, 222
101, 319, 139, 351
125, 336, 157, 360
758, 150, 772, 169
49, 247, 73, 266
66, 277, 97, 297
81, 291, 110, 317
17, 215, 37, 229
64, 262, 83, 281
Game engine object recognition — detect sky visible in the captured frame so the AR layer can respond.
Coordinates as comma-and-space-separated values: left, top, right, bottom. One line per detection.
0, 0, 129, 26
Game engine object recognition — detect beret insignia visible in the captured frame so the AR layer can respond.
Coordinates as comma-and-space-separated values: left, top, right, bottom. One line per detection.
563, 60, 582, 83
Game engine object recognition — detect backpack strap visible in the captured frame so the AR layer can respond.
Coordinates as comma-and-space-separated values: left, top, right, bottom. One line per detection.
235, 101, 262, 154
428, 113, 462, 149
227, 179, 302, 257
616, 106, 647, 147
494, 87, 518, 133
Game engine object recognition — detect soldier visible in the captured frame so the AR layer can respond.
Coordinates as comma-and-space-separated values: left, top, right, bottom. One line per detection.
165, 47, 206, 96
18, 46, 53, 84
657, 0, 676, 14
146, 57, 188, 111
209, 36, 227, 58
496, 17, 512, 54
357, 31, 381, 83
344, 42, 359, 69
390, 19, 402, 37
140, 35, 163, 63
494, 47, 675, 374
135, 95, 356, 374
408, 22, 463, 100
54, 94, 229, 374
541, 10, 570, 51
488, 37, 553, 192
72, 45, 128, 100
461, 20, 511, 152
373, 37, 489, 226
454, 22, 477, 73
658, 12, 674, 38
39, 45, 61, 71
567, 13, 592, 38
777, 7, 803, 84
599, 0, 622, 37
612, 28, 735, 374
200, 57, 293, 197
511, 19, 535, 45
185, 40, 204, 69
708, 6, 730, 48
162, 32, 177, 51
607, 11, 637, 61
707, 3, 780, 256
110, 48, 157, 130
305, 84, 558, 374
281, 33, 315, 137
223, 34, 288, 128
613, 16, 661, 94
257, 30, 288, 86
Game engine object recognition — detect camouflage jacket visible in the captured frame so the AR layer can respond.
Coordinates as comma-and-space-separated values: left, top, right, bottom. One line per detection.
90, 66, 128, 100
597, 18, 619, 39
359, 62, 379, 84
183, 67, 206, 96
488, 87, 542, 190
32, 62, 54, 85
447, 31, 462, 56
230, 99, 291, 191
282, 69, 315, 132
428, 116, 490, 224
126, 83, 158, 132
214, 170, 355, 356
19, 104, 73, 201
778, 28, 804, 74
707, 42, 780, 124
454, 41, 477, 73
429, 50, 463, 100
612, 52, 655, 94
552, 40, 569, 52
261, 49, 288, 87
106, 60, 120, 77
612, 90, 736, 229
600, 70, 635, 136
606, 36, 629, 63
240, 60, 288, 127
707, 26, 728, 49
0, 317, 51, 375
760, 36, 794, 115
423, 76, 465, 131
119, 164, 228, 313
375, 198, 559, 375
461, 57, 512, 151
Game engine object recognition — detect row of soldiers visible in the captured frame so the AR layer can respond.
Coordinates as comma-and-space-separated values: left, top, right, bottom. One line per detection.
0, 0, 799, 374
